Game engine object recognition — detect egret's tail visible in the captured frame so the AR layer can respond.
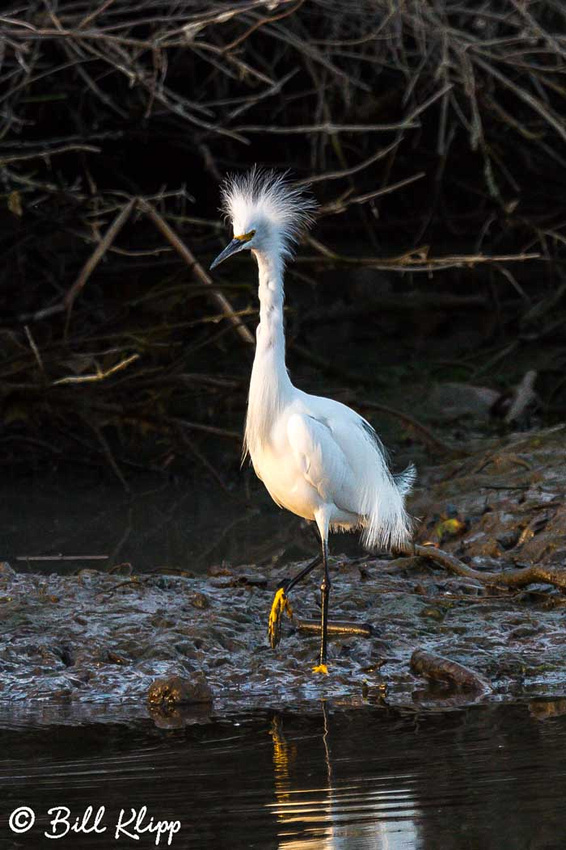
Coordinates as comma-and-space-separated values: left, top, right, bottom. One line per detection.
360, 462, 416, 553
394, 462, 417, 497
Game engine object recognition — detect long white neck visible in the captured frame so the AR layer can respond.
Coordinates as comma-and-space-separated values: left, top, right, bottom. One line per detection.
244, 245, 293, 459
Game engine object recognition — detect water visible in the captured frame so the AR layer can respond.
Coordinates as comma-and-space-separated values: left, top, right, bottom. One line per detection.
0, 470, 314, 575
1, 470, 364, 575
4, 701, 566, 849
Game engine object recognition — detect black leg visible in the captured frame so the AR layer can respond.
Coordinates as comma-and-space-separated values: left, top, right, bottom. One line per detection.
313, 537, 330, 674
268, 530, 372, 669
284, 553, 322, 594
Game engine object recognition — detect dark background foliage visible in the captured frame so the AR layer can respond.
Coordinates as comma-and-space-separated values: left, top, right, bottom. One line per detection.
1, 0, 565, 481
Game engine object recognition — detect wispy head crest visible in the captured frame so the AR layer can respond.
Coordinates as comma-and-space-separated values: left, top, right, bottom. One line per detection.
220, 167, 317, 259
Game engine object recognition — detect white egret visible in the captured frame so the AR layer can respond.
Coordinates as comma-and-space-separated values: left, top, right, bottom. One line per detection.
210, 168, 415, 673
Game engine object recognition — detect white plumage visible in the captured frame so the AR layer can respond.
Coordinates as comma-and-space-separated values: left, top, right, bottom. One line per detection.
210, 167, 415, 671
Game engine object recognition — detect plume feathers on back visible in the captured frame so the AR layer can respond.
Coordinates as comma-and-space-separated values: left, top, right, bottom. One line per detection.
220, 167, 317, 260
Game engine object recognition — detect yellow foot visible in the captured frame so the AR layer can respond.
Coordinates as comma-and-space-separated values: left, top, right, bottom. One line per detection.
312, 664, 328, 675
267, 587, 293, 649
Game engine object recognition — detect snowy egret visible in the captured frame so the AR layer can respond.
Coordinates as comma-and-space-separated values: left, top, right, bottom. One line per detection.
210, 168, 415, 673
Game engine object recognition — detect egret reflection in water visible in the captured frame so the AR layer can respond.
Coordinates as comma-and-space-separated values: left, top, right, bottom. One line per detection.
268, 705, 421, 850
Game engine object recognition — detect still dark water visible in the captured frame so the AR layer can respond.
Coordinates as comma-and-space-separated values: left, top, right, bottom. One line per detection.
3, 701, 566, 849
1, 471, 360, 574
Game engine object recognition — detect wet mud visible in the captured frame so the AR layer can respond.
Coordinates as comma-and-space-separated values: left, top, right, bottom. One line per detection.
2, 425, 565, 720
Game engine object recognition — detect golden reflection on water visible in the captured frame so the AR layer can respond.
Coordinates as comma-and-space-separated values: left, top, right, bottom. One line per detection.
267, 704, 421, 850
270, 715, 298, 803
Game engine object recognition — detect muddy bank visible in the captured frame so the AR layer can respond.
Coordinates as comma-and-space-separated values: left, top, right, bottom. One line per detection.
412, 423, 566, 567
1, 425, 565, 720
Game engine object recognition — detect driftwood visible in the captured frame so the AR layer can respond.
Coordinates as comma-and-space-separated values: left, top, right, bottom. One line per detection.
410, 649, 490, 692
398, 543, 566, 593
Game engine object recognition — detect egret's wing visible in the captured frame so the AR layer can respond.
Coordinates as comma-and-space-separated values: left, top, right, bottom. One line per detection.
286, 413, 350, 503
287, 396, 413, 549
320, 410, 413, 548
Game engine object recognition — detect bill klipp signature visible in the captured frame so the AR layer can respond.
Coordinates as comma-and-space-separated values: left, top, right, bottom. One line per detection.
9, 805, 181, 845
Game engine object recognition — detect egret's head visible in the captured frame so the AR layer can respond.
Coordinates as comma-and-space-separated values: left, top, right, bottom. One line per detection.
210, 167, 316, 270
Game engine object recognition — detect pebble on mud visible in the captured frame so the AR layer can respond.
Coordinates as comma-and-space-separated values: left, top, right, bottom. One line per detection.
420, 606, 445, 621
190, 592, 210, 609
147, 673, 213, 708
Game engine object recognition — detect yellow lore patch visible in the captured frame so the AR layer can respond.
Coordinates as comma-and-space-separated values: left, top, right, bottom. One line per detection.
234, 229, 256, 243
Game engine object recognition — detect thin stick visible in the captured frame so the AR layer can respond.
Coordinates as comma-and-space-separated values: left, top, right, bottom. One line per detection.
52, 353, 139, 385
88, 421, 130, 491
162, 416, 241, 441
233, 120, 419, 135
0, 144, 100, 164
78, 0, 118, 29
16, 554, 108, 561
473, 53, 566, 144
180, 431, 233, 495
24, 325, 45, 374
139, 199, 254, 346
294, 140, 401, 186
14, 304, 65, 324
222, 0, 305, 53
305, 238, 540, 271
319, 172, 426, 215
64, 197, 135, 326
360, 400, 456, 456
